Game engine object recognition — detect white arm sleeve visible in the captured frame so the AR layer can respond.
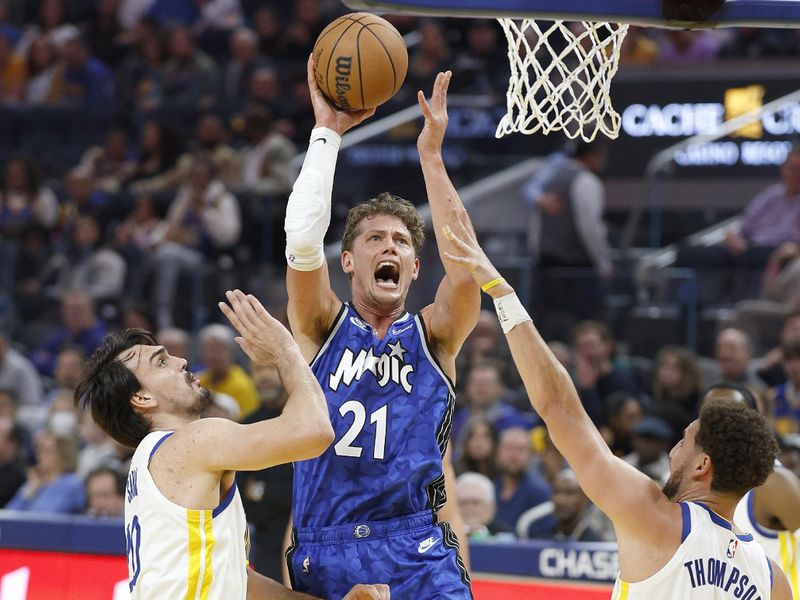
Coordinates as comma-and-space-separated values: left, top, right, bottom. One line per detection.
284, 127, 341, 271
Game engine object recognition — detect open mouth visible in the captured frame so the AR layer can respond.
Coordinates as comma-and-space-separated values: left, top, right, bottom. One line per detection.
374, 261, 400, 289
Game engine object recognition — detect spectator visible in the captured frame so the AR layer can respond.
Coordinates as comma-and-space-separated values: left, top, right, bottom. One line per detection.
86, 0, 125, 68
149, 155, 241, 328
44, 346, 84, 405
571, 321, 638, 426
0, 156, 58, 238
451, 361, 535, 444
79, 128, 137, 193
197, 323, 259, 419
237, 104, 296, 196
156, 326, 191, 366
6, 428, 85, 514
756, 311, 800, 387
29, 289, 107, 377
528, 469, 607, 542
651, 345, 703, 414
161, 25, 218, 109
54, 26, 115, 107
771, 340, 800, 435
618, 26, 660, 66
523, 142, 613, 339
493, 427, 551, 532
622, 416, 672, 483
194, 0, 243, 34
0, 329, 44, 419
452, 19, 507, 96
45, 214, 127, 305
222, 26, 268, 101
648, 345, 702, 440
453, 415, 499, 479
77, 409, 117, 477
0, 388, 15, 418
85, 465, 125, 518
711, 327, 764, 392
205, 391, 241, 420
406, 19, 451, 94
47, 389, 80, 437
600, 392, 643, 457
779, 434, 800, 481
57, 167, 110, 231
277, 0, 327, 62
0, 416, 26, 506
244, 65, 286, 116
720, 27, 798, 59
238, 360, 292, 580
116, 25, 166, 113
11, 223, 54, 323
658, 30, 721, 64
128, 120, 185, 187
134, 113, 239, 194
14, 0, 69, 57
735, 243, 800, 353
677, 143, 800, 300
252, 6, 282, 58
456, 471, 513, 539
23, 34, 60, 104
0, 25, 25, 102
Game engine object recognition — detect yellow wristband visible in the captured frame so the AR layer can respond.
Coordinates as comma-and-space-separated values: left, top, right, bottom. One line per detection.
481, 277, 506, 293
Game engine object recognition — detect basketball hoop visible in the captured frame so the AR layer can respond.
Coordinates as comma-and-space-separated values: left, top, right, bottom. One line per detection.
495, 19, 629, 142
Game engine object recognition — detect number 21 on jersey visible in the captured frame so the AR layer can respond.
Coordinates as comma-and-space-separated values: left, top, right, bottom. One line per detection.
334, 400, 388, 460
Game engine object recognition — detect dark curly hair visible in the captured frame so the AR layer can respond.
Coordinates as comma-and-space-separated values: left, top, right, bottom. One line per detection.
342, 192, 425, 254
74, 328, 157, 448
695, 398, 778, 496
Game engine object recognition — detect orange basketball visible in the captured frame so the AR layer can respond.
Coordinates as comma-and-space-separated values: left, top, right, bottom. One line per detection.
313, 13, 408, 111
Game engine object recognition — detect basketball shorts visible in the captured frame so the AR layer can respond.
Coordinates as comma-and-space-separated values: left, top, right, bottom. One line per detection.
287, 510, 472, 600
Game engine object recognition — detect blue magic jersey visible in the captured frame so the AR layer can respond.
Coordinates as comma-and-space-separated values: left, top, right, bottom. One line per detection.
293, 303, 455, 528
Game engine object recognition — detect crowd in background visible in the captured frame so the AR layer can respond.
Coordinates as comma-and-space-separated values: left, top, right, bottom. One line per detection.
1, 0, 800, 582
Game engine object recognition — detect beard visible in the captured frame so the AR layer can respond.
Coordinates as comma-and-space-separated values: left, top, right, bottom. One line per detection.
661, 464, 685, 501
190, 387, 213, 418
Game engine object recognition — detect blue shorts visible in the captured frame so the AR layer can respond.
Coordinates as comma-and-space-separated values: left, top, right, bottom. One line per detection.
287, 510, 472, 600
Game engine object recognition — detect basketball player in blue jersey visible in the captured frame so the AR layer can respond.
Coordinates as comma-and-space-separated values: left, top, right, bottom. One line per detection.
282, 59, 477, 599
75, 289, 389, 600
441, 208, 793, 599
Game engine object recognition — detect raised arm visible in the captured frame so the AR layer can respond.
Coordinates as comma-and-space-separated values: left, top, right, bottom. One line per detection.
189, 290, 334, 472
285, 56, 375, 353
416, 72, 480, 357
440, 209, 675, 536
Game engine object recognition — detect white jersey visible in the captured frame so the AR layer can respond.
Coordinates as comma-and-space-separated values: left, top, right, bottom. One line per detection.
124, 431, 249, 600
611, 502, 774, 600
735, 488, 799, 598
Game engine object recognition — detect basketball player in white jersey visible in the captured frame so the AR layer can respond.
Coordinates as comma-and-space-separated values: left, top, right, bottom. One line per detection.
75, 289, 389, 600
701, 383, 800, 598
441, 208, 793, 599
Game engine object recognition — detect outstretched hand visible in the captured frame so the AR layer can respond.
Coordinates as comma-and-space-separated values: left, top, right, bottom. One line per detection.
417, 71, 451, 156
341, 584, 390, 600
218, 290, 297, 366
307, 54, 376, 136
442, 207, 503, 290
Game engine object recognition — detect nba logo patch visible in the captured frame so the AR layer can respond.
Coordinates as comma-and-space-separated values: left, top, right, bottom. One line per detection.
726, 538, 738, 559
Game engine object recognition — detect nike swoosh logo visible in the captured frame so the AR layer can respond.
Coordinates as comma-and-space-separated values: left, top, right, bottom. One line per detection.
312, 138, 327, 145
417, 537, 439, 553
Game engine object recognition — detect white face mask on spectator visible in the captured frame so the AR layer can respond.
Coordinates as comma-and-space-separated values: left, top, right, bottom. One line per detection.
50, 411, 78, 436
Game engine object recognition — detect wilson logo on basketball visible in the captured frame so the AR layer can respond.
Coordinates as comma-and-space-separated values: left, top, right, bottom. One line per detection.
334, 56, 353, 109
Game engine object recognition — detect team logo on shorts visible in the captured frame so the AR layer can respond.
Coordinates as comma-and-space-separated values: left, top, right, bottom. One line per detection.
302, 556, 310, 573
726, 538, 738, 559
354, 524, 371, 539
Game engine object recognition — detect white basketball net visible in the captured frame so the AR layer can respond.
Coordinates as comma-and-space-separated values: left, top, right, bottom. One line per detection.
496, 19, 629, 141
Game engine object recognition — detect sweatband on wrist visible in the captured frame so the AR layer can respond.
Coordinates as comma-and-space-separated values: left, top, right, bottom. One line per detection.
285, 128, 342, 271
481, 277, 506, 293
494, 292, 532, 334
